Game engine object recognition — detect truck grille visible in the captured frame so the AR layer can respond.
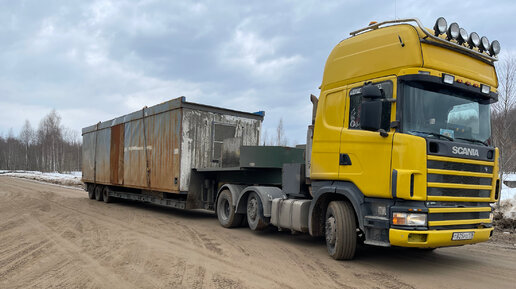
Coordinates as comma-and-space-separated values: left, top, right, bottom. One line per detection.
426, 155, 494, 229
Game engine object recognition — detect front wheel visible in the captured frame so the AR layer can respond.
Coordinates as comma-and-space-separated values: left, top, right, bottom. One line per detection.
325, 201, 357, 260
216, 190, 243, 228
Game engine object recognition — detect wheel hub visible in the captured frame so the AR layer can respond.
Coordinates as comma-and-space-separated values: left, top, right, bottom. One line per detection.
325, 216, 337, 246
222, 200, 230, 220
247, 198, 257, 220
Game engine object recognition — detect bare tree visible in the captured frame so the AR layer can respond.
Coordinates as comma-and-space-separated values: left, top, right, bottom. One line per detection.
492, 54, 516, 202
275, 118, 288, 146
19, 120, 34, 170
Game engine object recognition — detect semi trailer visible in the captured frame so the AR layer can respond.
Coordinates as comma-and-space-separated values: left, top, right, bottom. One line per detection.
82, 18, 502, 260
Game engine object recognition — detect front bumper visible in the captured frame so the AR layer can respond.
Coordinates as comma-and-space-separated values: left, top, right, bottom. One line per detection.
389, 227, 493, 248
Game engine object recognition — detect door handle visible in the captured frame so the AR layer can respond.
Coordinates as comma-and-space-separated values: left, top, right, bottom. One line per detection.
339, 154, 352, 166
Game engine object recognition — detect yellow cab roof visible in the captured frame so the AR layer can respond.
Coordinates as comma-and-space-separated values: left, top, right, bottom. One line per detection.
321, 23, 498, 91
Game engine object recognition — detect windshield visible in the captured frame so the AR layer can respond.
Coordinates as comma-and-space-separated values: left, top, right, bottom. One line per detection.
401, 81, 491, 143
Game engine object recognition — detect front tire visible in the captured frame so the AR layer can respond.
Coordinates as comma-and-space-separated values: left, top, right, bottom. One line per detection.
325, 201, 357, 260
216, 190, 243, 228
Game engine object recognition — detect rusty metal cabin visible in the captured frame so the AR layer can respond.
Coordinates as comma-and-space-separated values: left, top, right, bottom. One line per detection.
82, 97, 263, 194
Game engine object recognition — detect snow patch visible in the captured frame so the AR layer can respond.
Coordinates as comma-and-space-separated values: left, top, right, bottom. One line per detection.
0, 170, 83, 187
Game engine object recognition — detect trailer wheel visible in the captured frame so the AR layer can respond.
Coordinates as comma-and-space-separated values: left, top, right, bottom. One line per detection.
246, 192, 268, 231
216, 190, 243, 228
95, 185, 104, 202
87, 184, 96, 200
325, 201, 357, 260
102, 186, 112, 203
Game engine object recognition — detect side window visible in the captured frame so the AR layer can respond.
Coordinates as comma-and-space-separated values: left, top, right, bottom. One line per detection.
348, 81, 393, 131
212, 123, 237, 162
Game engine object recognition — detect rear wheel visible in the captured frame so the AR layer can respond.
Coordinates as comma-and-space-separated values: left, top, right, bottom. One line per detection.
325, 201, 357, 260
246, 192, 268, 231
87, 184, 95, 200
95, 185, 104, 201
216, 190, 243, 228
102, 186, 112, 203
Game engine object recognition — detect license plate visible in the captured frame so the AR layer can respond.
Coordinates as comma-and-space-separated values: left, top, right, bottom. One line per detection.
452, 232, 474, 241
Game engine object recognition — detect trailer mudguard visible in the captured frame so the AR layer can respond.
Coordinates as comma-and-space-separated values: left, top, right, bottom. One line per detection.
236, 186, 286, 217
308, 181, 366, 237
216, 184, 246, 209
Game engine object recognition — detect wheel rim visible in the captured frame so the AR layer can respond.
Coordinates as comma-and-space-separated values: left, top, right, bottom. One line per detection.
325, 215, 337, 248
247, 197, 258, 221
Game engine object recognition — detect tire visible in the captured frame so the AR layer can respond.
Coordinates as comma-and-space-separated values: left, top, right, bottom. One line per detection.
87, 184, 96, 200
216, 190, 244, 228
102, 186, 112, 203
95, 185, 104, 201
246, 192, 268, 231
325, 201, 357, 260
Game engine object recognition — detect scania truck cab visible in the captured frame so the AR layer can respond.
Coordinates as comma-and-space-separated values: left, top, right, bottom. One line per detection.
309, 18, 501, 259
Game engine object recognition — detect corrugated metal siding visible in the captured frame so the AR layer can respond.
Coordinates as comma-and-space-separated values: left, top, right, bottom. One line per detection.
95, 128, 111, 184
123, 118, 147, 188
110, 124, 124, 185
146, 109, 181, 192
82, 132, 96, 182
179, 108, 261, 191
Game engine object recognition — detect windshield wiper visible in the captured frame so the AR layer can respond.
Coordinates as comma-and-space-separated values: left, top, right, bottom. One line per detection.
455, 137, 488, 146
409, 130, 454, 141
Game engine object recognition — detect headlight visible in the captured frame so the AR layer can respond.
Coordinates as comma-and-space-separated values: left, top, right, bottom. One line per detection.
434, 17, 447, 36
479, 36, 490, 52
458, 28, 468, 45
446, 22, 460, 40
468, 32, 480, 48
392, 212, 427, 226
489, 40, 500, 56
489, 212, 494, 222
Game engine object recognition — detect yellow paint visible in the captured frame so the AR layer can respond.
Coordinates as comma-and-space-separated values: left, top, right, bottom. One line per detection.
427, 182, 492, 190
427, 155, 495, 166
390, 228, 493, 248
428, 207, 492, 213
427, 169, 492, 178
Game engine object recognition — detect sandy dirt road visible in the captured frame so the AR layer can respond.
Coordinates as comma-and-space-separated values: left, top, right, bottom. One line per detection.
1, 176, 515, 289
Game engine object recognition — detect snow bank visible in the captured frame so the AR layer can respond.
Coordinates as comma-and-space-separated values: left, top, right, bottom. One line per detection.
501, 173, 516, 201
0, 170, 83, 187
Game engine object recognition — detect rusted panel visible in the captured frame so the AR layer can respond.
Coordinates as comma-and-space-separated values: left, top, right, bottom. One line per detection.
110, 124, 124, 185
123, 119, 146, 188
95, 128, 111, 184
146, 109, 181, 192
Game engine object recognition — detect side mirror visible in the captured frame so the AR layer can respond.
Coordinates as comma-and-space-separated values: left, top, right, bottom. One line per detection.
360, 100, 382, 131
361, 83, 383, 99
360, 83, 384, 133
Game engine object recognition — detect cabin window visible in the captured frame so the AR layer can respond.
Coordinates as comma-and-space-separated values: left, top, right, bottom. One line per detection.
212, 123, 237, 162
348, 81, 392, 131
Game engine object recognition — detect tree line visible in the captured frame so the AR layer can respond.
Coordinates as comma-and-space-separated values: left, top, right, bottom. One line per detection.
0, 110, 81, 172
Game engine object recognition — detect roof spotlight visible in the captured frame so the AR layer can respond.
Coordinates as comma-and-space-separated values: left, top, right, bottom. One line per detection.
468, 32, 480, 48
489, 40, 501, 56
479, 36, 490, 53
458, 28, 468, 45
446, 22, 460, 40
434, 17, 447, 36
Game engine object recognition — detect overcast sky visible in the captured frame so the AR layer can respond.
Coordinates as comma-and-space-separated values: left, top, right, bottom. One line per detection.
1, 0, 515, 144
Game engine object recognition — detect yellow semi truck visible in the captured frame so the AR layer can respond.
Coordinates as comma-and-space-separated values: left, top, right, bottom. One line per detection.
83, 17, 502, 260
